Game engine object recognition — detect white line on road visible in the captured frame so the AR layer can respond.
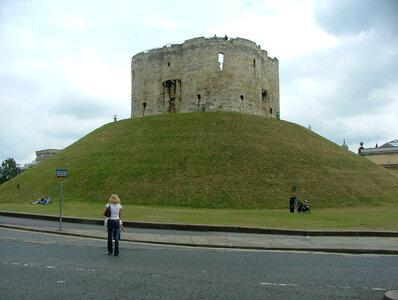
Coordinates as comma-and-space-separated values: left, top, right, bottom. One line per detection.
260, 282, 389, 292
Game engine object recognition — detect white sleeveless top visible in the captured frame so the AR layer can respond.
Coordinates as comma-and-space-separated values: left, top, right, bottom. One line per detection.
106, 203, 122, 220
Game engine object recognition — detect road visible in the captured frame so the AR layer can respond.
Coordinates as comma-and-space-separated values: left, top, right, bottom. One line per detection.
1, 228, 397, 299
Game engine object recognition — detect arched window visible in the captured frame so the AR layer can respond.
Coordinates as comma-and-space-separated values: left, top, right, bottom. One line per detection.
253, 59, 256, 68
262, 90, 268, 101
197, 94, 201, 111
142, 102, 147, 116
218, 53, 224, 70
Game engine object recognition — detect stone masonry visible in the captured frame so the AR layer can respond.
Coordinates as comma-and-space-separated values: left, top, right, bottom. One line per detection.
131, 36, 279, 118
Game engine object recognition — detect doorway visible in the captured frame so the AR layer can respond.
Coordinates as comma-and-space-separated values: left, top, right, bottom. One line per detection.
162, 79, 181, 113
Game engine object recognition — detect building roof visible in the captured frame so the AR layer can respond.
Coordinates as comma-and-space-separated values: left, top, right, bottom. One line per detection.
341, 140, 348, 150
35, 149, 60, 154
360, 139, 398, 155
380, 139, 398, 148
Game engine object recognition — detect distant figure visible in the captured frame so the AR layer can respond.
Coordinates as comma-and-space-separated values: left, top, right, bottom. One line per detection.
289, 197, 296, 213
224, 35, 228, 40
103, 194, 123, 256
31, 196, 51, 205
358, 141, 364, 153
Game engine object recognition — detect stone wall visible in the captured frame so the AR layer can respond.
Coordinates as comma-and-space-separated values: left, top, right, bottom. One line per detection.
131, 36, 279, 118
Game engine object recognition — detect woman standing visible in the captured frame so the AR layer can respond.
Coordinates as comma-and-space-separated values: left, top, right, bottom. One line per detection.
103, 194, 122, 256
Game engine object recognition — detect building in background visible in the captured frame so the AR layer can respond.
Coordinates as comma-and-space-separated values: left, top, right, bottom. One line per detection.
341, 140, 349, 150
359, 139, 398, 174
35, 149, 60, 162
20, 149, 61, 171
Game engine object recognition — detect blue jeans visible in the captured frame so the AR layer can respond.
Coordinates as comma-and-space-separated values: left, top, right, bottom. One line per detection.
107, 220, 120, 255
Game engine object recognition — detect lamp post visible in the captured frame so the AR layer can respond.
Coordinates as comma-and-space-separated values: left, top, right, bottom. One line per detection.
56, 169, 67, 231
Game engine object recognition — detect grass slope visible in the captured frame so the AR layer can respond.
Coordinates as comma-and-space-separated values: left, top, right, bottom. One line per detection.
1, 112, 398, 209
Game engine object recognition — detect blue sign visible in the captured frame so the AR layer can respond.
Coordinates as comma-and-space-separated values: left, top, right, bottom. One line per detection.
56, 169, 67, 178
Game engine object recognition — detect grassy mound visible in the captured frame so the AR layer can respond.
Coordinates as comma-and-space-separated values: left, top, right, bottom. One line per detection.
1, 112, 397, 209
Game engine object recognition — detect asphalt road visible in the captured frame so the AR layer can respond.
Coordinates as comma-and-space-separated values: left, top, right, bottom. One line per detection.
1, 228, 397, 299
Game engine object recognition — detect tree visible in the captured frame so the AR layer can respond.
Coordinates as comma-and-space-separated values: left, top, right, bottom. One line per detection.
0, 158, 20, 184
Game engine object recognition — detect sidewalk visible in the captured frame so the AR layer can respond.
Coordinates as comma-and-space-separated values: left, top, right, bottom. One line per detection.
1, 211, 398, 255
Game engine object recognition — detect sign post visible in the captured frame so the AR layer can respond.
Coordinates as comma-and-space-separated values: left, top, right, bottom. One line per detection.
56, 169, 67, 231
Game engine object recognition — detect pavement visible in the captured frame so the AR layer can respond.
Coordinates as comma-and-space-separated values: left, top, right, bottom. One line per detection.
1, 211, 398, 255
1, 211, 398, 299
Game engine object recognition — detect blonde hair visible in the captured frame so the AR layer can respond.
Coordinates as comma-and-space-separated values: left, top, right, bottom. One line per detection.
109, 194, 121, 204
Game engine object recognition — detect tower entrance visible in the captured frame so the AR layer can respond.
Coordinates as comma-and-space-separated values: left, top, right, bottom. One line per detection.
162, 79, 181, 113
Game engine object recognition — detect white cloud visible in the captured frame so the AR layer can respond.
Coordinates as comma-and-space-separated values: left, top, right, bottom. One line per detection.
145, 18, 177, 30
59, 49, 130, 101
60, 16, 86, 31
215, 0, 338, 59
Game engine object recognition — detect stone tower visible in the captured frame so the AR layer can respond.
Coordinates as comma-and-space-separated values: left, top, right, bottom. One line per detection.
131, 36, 279, 118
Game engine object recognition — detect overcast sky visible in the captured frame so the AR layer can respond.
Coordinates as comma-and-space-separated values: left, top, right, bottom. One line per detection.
1, 0, 397, 165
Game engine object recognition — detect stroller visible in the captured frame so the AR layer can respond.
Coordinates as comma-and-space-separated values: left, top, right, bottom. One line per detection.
297, 199, 310, 214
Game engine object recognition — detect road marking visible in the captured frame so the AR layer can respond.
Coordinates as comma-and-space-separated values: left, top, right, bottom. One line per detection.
3, 261, 97, 274
260, 282, 299, 287
372, 287, 387, 291
260, 282, 389, 292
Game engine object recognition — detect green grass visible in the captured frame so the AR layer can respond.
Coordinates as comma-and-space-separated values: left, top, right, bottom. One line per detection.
1, 112, 398, 210
1, 202, 397, 231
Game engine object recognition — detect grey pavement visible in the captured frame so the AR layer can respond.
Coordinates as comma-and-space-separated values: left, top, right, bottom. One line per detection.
1, 212, 398, 255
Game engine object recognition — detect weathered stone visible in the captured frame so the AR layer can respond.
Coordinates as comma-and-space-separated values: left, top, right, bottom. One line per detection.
131, 36, 279, 118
